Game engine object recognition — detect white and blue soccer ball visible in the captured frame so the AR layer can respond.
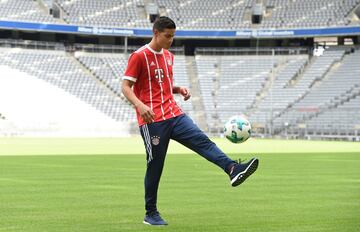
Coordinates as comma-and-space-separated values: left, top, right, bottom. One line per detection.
224, 115, 252, 144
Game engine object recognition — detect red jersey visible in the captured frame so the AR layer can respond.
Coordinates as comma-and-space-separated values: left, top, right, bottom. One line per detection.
123, 44, 183, 126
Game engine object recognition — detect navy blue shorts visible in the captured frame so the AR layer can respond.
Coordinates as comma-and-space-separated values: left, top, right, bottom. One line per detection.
139, 114, 234, 213
140, 114, 233, 170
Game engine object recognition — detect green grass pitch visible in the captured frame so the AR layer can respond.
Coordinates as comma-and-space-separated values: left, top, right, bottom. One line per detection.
0, 138, 359, 232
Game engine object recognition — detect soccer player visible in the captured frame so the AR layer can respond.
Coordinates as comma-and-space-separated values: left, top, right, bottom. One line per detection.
121, 16, 259, 226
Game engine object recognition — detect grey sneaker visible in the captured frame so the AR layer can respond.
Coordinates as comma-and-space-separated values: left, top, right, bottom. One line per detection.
143, 211, 168, 226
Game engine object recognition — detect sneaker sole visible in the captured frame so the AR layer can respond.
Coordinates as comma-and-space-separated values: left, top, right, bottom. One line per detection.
231, 158, 259, 187
143, 221, 168, 226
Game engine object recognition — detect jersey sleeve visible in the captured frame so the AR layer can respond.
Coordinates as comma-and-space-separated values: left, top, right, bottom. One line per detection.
123, 52, 142, 82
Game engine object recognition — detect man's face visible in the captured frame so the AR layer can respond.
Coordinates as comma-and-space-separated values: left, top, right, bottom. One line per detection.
155, 28, 175, 49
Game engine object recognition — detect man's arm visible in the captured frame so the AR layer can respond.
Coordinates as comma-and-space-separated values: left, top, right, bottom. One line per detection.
121, 79, 155, 123
173, 86, 191, 101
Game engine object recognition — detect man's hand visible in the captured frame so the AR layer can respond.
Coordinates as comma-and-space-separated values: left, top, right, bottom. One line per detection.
179, 87, 191, 101
137, 103, 155, 124
122, 79, 155, 124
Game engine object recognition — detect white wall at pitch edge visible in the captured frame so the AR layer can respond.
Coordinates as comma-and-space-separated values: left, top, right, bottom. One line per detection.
0, 66, 129, 137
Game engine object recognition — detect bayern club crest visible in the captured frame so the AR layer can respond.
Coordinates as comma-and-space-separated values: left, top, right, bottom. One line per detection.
151, 136, 160, 145
167, 59, 172, 66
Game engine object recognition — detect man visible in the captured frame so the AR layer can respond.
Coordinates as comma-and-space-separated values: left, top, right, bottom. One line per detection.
121, 16, 259, 226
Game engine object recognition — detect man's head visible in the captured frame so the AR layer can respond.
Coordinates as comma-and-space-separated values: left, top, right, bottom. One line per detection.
152, 16, 176, 49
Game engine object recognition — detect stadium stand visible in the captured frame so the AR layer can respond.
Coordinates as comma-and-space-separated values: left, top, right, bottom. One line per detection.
255, 49, 346, 124
0, 64, 131, 137
0, 0, 58, 23
0, 40, 195, 135
1, 0, 356, 29
303, 96, 360, 137
0, 44, 135, 123
250, 55, 309, 127
1, 38, 359, 139
194, 47, 360, 138
262, 0, 360, 28
187, 46, 356, 138
155, 0, 253, 29
195, 51, 306, 132
0, 0, 359, 140
75, 52, 128, 94
156, 0, 360, 29
55, 0, 152, 28
274, 48, 360, 137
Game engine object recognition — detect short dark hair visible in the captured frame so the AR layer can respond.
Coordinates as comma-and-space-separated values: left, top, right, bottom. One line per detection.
153, 16, 176, 32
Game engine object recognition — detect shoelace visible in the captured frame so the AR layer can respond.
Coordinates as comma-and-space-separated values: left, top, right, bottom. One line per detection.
230, 158, 248, 175
236, 158, 248, 164
148, 211, 162, 221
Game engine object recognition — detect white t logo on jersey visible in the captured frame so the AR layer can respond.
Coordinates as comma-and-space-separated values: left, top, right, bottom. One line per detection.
154, 68, 164, 83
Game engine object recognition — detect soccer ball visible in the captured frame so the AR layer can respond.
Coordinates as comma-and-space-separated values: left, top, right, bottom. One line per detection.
224, 115, 251, 143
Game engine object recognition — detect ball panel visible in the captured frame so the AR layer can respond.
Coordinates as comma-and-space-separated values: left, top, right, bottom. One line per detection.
224, 115, 251, 144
